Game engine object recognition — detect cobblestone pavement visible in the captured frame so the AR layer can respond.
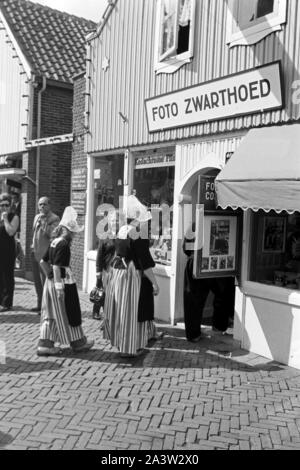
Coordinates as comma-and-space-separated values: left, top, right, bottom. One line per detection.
0, 278, 300, 451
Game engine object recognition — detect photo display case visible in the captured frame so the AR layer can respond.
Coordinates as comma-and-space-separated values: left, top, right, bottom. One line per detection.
193, 215, 238, 278
193, 173, 240, 279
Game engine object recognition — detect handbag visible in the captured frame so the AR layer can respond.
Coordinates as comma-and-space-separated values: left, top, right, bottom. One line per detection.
89, 285, 106, 306
89, 276, 105, 307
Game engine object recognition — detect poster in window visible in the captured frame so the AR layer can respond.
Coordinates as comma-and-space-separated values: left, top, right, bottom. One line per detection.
194, 215, 238, 278
262, 217, 286, 253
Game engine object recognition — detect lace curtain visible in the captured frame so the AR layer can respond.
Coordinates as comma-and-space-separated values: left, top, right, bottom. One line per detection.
179, 0, 191, 27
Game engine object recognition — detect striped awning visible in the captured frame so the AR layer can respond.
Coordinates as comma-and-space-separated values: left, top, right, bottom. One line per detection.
215, 125, 300, 214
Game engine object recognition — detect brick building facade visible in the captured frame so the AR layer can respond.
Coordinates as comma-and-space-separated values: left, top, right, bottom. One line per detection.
20, 83, 73, 273
70, 73, 87, 286
0, 0, 96, 278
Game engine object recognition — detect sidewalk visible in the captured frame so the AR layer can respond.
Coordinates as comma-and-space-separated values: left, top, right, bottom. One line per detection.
0, 277, 300, 450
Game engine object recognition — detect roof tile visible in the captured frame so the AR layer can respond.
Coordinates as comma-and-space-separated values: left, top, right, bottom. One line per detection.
0, 0, 97, 83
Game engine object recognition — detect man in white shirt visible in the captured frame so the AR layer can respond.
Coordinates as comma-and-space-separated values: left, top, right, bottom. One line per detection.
31, 197, 60, 313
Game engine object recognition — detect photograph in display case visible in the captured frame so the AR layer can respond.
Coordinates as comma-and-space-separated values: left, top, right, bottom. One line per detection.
194, 215, 238, 278
262, 216, 286, 253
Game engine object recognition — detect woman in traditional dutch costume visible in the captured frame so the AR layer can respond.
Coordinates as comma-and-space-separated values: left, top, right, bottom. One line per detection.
37, 207, 94, 356
103, 196, 161, 357
92, 210, 117, 320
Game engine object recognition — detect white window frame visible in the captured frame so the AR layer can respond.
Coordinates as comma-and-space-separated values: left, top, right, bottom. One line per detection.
226, 0, 287, 48
154, 0, 196, 75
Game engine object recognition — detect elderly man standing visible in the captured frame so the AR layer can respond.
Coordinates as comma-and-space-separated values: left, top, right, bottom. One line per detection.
31, 197, 60, 313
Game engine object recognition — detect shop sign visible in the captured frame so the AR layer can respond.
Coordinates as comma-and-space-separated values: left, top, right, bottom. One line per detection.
72, 168, 87, 190
145, 62, 283, 132
198, 175, 217, 210
135, 153, 175, 167
71, 191, 86, 215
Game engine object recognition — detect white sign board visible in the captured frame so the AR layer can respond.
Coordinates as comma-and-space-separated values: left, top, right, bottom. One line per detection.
145, 62, 283, 132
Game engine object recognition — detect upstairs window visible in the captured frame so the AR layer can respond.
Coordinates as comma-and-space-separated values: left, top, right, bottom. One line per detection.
155, 0, 196, 74
227, 0, 287, 47
236, 0, 274, 28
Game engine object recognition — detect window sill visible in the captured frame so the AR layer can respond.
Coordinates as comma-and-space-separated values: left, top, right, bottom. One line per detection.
227, 23, 283, 47
155, 54, 192, 75
226, 0, 287, 47
241, 281, 300, 308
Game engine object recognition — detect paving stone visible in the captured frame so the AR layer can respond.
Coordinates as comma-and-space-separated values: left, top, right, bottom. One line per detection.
1, 277, 300, 450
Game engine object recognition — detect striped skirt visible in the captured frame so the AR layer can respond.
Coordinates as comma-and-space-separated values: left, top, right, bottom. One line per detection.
103, 261, 156, 355
39, 277, 85, 346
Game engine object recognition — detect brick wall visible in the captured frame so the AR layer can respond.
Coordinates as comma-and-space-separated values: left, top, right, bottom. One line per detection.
21, 83, 73, 276
70, 74, 87, 288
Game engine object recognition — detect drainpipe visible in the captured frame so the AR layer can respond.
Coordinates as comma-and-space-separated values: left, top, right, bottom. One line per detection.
35, 76, 47, 212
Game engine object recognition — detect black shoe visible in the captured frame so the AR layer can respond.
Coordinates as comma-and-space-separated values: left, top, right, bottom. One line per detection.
72, 339, 94, 352
188, 335, 202, 343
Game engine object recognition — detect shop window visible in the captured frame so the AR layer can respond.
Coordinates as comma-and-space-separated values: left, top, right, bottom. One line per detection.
250, 211, 300, 290
133, 151, 175, 266
93, 155, 124, 250
154, 0, 196, 74
226, 0, 287, 47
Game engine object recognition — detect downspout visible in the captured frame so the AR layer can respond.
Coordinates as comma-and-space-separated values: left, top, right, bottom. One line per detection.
35, 76, 47, 211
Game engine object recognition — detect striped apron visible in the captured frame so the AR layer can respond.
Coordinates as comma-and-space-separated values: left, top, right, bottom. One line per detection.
103, 259, 156, 355
39, 267, 85, 346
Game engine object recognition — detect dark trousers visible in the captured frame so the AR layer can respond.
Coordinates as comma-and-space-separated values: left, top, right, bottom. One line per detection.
31, 251, 46, 309
184, 276, 235, 340
0, 255, 15, 308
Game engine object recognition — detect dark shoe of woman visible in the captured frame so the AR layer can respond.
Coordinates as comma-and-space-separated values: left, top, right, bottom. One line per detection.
37, 346, 62, 356
120, 349, 144, 358
120, 353, 134, 358
188, 335, 202, 343
72, 339, 94, 352
152, 331, 165, 340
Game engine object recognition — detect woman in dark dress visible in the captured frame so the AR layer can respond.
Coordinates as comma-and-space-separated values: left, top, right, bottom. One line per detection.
92, 213, 116, 320
37, 207, 94, 356
92, 238, 115, 319
0, 193, 19, 312
103, 196, 160, 357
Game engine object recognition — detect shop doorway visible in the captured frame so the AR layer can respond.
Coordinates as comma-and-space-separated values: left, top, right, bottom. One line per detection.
176, 163, 237, 333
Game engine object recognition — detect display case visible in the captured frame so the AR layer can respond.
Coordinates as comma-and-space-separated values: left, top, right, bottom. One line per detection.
193, 172, 241, 279
193, 214, 239, 278
250, 212, 300, 289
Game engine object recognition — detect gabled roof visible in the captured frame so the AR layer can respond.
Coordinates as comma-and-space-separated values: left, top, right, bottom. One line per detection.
0, 0, 97, 83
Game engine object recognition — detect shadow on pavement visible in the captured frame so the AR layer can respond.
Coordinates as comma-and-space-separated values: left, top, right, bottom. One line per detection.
0, 431, 14, 448
0, 312, 40, 324
0, 357, 62, 373
55, 327, 285, 373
